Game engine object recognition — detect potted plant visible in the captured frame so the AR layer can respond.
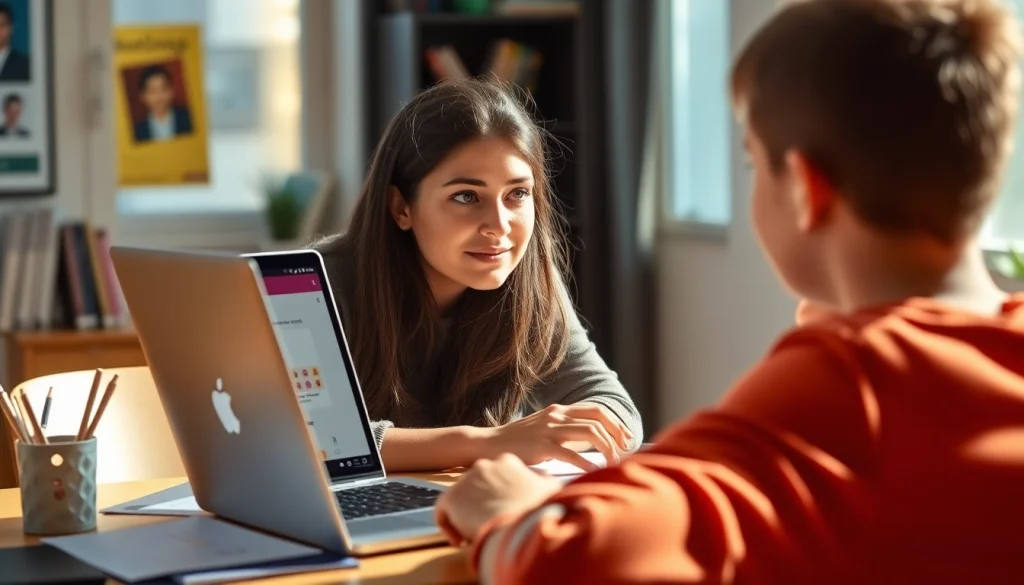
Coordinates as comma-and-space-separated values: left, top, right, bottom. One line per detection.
261, 173, 301, 245
1006, 247, 1024, 280
991, 246, 1024, 293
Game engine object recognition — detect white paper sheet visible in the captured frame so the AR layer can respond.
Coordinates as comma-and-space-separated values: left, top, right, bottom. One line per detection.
141, 495, 203, 513
529, 452, 607, 476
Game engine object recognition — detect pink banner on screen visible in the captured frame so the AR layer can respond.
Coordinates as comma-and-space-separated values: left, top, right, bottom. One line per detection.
264, 274, 322, 296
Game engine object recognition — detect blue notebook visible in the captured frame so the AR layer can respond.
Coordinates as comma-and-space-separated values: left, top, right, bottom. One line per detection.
41, 516, 357, 583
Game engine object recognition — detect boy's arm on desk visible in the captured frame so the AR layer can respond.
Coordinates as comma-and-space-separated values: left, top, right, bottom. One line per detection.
471, 344, 874, 584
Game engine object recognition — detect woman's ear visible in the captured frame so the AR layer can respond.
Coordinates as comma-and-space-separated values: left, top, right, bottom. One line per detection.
388, 186, 413, 231
785, 150, 834, 233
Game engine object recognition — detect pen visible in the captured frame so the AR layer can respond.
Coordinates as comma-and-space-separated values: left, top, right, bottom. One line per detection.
40, 387, 53, 429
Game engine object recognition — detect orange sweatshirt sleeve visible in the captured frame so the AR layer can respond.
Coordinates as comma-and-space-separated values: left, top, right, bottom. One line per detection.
476, 332, 881, 584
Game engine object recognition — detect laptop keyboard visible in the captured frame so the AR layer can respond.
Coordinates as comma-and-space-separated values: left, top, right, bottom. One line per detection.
334, 482, 442, 520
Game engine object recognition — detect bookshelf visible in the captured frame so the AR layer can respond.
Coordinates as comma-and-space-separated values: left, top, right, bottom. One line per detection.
368, 0, 610, 341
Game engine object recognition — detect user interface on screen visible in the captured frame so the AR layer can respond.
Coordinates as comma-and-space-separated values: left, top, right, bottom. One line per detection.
255, 255, 379, 478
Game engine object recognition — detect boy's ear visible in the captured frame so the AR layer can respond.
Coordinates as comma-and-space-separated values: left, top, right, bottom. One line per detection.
388, 186, 413, 231
785, 150, 834, 232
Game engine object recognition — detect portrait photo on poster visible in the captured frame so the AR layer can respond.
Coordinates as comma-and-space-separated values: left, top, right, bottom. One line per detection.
113, 24, 209, 187
122, 60, 195, 145
0, 0, 55, 198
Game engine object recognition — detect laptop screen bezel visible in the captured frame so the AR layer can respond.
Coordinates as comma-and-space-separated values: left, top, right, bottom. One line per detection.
248, 250, 386, 482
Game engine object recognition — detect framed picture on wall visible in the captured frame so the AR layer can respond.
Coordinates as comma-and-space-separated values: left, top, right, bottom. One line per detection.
0, 0, 54, 197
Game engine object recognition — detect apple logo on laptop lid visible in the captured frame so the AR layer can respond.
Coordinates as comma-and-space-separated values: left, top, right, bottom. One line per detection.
212, 377, 241, 434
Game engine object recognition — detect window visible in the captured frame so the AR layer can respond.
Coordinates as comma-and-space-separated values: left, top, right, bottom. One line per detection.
661, 0, 731, 231
112, 0, 301, 248
978, 0, 1024, 252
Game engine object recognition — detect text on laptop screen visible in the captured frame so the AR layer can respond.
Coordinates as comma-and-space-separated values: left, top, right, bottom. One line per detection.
261, 269, 374, 471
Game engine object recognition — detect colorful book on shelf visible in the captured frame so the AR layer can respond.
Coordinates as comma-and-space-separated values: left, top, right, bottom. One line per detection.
484, 38, 544, 93
0, 206, 129, 332
424, 39, 543, 92
425, 45, 470, 81
495, 0, 580, 16
94, 228, 130, 330
82, 220, 114, 330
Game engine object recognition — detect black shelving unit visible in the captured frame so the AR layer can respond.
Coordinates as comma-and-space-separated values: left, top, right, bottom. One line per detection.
365, 0, 613, 354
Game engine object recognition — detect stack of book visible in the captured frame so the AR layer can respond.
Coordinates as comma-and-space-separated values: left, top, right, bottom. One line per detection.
426, 39, 544, 93
0, 205, 129, 334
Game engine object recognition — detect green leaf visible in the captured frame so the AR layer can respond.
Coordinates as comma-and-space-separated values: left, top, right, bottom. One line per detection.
1009, 247, 1024, 279
261, 173, 301, 241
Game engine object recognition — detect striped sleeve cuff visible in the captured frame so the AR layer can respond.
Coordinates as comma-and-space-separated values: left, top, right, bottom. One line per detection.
578, 399, 644, 453
370, 420, 393, 450
472, 504, 569, 584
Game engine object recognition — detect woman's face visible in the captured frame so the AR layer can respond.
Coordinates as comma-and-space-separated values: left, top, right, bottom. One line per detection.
390, 135, 537, 311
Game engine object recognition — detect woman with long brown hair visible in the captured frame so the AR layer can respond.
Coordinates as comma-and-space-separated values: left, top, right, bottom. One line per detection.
312, 78, 642, 472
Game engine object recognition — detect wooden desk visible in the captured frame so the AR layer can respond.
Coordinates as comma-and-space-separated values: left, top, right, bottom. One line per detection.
0, 475, 475, 584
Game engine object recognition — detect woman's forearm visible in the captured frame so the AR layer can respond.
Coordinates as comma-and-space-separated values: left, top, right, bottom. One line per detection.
379, 425, 492, 472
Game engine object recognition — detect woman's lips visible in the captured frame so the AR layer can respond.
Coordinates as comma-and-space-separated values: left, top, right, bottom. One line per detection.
466, 248, 511, 262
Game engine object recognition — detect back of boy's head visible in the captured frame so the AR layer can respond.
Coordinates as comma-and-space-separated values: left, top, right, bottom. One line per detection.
731, 0, 1024, 243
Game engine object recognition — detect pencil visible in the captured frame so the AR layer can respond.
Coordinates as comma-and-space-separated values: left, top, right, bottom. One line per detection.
77, 369, 103, 441
17, 391, 47, 445
40, 387, 53, 430
0, 391, 27, 444
84, 374, 118, 441
5, 390, 31, 445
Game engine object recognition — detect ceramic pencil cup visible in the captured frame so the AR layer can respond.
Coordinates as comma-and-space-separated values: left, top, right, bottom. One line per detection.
17, 435, 98, 535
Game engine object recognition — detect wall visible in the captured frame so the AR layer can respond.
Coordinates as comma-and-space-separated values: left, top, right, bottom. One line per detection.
0, 0, 116, 383
656, 0, 793, 431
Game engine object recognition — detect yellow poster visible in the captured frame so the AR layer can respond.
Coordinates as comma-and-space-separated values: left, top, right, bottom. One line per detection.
113, 25, 209, 186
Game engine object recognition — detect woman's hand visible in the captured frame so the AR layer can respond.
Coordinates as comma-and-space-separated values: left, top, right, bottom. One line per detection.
480, 403, 632, 471
436, 453, 563, 544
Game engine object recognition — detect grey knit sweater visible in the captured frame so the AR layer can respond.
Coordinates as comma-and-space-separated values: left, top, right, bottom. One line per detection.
312, 235, 644, 452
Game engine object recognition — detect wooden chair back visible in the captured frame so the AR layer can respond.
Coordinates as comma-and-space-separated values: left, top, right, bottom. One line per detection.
12, 366, 184, 484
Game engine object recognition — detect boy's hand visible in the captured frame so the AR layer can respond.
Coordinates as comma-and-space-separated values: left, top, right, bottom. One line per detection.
435, 453, 563, 544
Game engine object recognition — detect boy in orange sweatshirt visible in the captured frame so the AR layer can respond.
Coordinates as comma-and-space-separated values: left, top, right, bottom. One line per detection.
434, 0, 1024, 583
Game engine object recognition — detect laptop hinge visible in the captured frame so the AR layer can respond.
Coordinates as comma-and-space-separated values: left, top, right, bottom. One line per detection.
329, 476, 385, 490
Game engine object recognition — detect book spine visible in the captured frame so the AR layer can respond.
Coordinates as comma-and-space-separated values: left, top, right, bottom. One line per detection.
82, 221, 113, 329
70, 223, 101, 329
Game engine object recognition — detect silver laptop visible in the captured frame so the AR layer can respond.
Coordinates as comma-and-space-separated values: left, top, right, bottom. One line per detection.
109, 246, 447, 556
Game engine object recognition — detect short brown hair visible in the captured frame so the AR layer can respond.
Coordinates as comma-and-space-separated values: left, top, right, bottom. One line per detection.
731, 0, 1023, 242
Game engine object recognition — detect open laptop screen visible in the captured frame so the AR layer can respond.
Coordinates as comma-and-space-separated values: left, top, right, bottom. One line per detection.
249, 251, 382, 481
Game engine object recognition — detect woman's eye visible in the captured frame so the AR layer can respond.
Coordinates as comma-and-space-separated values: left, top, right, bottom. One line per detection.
451, 192, 478, 204
508, 188, 532, 201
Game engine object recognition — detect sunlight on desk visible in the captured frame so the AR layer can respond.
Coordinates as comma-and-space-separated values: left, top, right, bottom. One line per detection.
0, 475, 476, 584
